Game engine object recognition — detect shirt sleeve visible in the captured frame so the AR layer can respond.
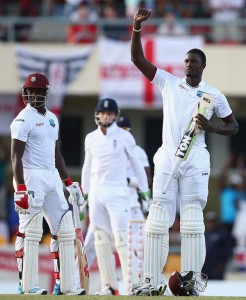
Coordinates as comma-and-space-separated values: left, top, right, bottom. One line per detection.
81, 135, 92, 194
151, 68, 176, 90
137, 146, 150, 167
10, 113, 31, 142
214, 92, 232, 119
125, 135, 148, 192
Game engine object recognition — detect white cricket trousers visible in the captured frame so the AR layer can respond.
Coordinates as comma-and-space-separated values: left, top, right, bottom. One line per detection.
153, 145, 210, 226
14, 168, 69, 252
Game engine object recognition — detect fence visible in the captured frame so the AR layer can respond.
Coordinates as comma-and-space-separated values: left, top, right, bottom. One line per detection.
1, 17, 246, 43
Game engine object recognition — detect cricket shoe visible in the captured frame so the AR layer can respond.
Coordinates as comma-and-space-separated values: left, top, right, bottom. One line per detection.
65, 288, 86, 296
52, 283, 85, 296
52, 283, 63, 295
17, 283, 24, 294
95, 285, 120, 295
132, 282, 167, 296
18, 284, 47, 295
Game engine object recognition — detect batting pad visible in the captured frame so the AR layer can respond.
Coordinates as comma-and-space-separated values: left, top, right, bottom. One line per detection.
94, 229, 118, 290
23, 212, 43, 293
180, 203, 205, 274
58, 210, 76, 294
144, 203, 169, 286
115, 231, 136, 291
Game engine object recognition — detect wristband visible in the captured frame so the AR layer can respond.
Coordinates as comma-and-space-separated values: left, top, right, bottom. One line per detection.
63, 177, 73, 186
17, 184, 27, 191
133, 27, 141, 32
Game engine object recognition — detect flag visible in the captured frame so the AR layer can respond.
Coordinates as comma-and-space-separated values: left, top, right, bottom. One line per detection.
15, 45, 94, 115
99, 36, 203, 108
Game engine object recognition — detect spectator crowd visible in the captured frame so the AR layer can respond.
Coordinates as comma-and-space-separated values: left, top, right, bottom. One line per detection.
0, 0, 246, 43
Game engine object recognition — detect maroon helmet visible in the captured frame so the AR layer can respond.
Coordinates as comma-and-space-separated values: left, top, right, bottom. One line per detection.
168, 271, 207, 296
22, 73, 50, 107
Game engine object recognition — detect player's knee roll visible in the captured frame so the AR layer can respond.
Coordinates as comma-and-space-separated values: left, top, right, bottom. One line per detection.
114, 231, 127, 248
180, 203, 205, 234
25, 212, 43, 241
94, 229, 111, 246
58, 210, 75, 241
146, 203, 169, 235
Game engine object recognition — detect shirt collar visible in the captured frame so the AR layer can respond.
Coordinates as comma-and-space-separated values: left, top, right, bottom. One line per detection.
181, 77, 205, 89
26, 104, 47, 115
98, 121, 118, 135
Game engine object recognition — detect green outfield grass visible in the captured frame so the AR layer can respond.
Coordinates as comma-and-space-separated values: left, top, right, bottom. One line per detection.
0, 296, 245, 300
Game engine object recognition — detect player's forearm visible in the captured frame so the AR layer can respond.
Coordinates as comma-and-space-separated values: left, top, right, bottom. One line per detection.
55, 154, 69, 180
133, 166, 149, 192
213, 121, 239, 136
11, 159, 25, 185
131, 21, 145, 66
81, 165, 90, 194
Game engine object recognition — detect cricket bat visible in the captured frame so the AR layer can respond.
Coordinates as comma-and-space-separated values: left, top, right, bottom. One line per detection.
163, 92, 215, 194
72, 200, 89, 293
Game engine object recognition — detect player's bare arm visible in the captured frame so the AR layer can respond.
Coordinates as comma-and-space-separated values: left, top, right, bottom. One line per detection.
131, 8, 156, 81
55, 140, 70, 180
144, 166, 152, 189
11, 139, 26, 185
195, 113, 238, 135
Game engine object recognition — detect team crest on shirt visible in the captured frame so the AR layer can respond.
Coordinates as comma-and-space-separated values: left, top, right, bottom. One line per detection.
49, 119, 55, 127
197, 90, 203, 97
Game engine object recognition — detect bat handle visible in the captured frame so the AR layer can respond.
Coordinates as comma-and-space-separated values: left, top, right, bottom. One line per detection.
162, 159, 181, 194
72, 199, 81, 229
163, 174, 173, 194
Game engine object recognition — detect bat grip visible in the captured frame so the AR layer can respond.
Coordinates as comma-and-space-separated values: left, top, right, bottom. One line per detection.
162, 159, 181, 194
163, 176, 173, 194
72, 200, 81, 229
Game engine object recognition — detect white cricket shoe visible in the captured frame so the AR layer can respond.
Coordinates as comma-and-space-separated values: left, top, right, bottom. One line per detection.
66, 285, 86, 296
95, 285, 120, 295
24, 285, 48, 295
52, 283, 86, 296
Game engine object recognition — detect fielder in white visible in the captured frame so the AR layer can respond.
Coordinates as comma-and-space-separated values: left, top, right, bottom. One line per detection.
83, 116, 152, 288
10, 73, 86, 295
81, 98, 150, 295
131, 9, 239, 296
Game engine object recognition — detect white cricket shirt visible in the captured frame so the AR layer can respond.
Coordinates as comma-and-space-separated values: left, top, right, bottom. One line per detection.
10, 104, 59, 170
81, 122, 148, 193
127, 145, 150, 186
127, 145, 150, 208
152, 68, 232, 149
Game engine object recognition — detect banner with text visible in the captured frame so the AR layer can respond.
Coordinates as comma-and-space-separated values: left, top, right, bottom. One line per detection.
100, 36, 203, 108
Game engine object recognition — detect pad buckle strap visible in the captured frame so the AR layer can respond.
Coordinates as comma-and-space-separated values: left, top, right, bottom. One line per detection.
16, 231, 25, 238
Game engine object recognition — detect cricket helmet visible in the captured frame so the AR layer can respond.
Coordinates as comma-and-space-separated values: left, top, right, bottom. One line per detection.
168, 271, 207, 296
96, 98, 119, 113
117, 116, 132, 131
22, 73, 50, 107
95, 98, 120, 127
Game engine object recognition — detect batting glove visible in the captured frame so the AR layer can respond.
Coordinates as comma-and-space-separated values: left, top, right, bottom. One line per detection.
14, 184, 34, 214
140, 190, 152, 213
64, 178, 85, 207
